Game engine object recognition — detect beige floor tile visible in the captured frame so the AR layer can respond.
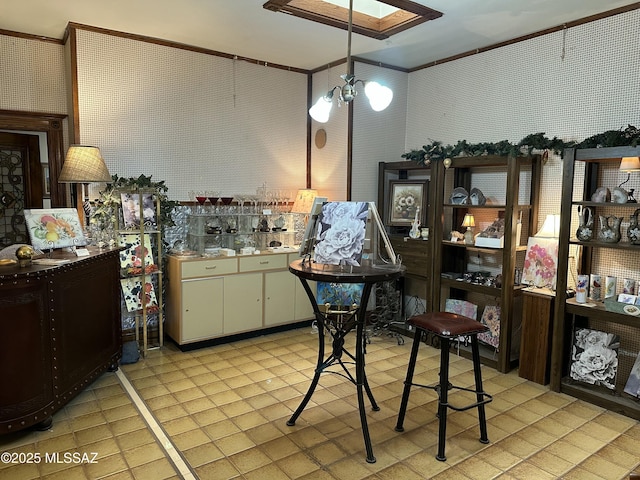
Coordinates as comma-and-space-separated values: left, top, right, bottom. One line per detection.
194, 457, 242, 480
129, 457, 178, 480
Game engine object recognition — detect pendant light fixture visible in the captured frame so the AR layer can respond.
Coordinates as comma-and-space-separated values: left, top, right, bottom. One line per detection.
308, 0, 393, 123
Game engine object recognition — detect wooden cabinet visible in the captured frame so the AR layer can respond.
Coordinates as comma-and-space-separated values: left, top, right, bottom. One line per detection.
0, 249, 122, 434
551, 146, 640, 420
166, 252, 315, 348
519, 289, 554, 385
432, 155, 542, 373
378, 161, 437, 311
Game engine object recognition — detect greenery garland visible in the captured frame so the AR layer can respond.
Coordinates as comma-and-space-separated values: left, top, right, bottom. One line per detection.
91, 174, 179, 232
401, 124, 639, 165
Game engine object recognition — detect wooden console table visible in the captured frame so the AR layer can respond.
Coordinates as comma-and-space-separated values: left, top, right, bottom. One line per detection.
0, 248, 122, 434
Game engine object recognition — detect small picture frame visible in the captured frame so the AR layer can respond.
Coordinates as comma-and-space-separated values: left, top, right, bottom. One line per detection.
387, 180, 427, 226
120, 193, 157, 229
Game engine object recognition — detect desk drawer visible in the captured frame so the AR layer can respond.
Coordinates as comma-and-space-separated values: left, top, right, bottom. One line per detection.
240, 254, 287, 272
181, 258, 238, 278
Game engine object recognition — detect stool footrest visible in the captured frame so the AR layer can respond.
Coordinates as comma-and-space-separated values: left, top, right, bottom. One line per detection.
404, 381, 493, 412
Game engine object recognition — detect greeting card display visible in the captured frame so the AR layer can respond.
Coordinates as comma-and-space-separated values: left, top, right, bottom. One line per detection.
569, 328, 619, 390
314, 202, 368, 266
24, 208, 87, 250
119, 234, 157, 275
121, 193, 157, 229
120, 277, 158, 313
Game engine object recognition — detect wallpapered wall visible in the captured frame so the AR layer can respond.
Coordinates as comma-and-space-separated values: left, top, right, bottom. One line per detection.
74, 29, 309, 203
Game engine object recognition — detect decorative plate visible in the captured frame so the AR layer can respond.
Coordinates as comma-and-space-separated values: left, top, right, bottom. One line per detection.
623, 304, 640, 316
449, 187, 469, 205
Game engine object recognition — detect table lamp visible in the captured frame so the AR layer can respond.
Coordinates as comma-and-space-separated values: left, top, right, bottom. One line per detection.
58, 145, 111, 225
462, 213, 475, 244
619, 156, 640, 203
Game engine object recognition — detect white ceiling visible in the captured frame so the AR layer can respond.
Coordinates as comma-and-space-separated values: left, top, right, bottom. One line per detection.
1, 0, 636, 70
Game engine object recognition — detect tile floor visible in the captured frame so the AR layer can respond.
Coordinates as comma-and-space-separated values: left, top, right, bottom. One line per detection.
1, 327, 639, 480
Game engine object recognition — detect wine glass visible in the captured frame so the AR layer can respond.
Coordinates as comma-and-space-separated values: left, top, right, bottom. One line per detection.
195, 190, 207, 213
207, 191, 219, 213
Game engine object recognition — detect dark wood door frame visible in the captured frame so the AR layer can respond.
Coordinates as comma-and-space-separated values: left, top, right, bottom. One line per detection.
0, 110, 67, 207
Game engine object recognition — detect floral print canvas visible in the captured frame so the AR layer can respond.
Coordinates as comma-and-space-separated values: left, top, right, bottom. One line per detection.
521, 236, 559, 290
119, 234, 157, 276
120, 277, 158, 313
444, 299, 477, 320
623, 352, 640, 398
316, 282, 364, 307
314, 202, 368, 266
121, 193, 157, 229
477, 305, 501, 349
570, 328, 619, 390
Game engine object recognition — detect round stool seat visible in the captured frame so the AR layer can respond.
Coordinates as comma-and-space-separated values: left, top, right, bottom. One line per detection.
408, 312, 488, 338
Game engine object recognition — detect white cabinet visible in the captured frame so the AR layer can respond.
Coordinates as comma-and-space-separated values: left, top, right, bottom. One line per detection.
166, 251, 315, 348
181, 277, 224, 341
223, 273, 263, 333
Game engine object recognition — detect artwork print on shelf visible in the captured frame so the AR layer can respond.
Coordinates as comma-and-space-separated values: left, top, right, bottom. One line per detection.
316, 282, 364, 307
623, 352, 640, 398
387, 180, 427, 226
521, 236, 559, 290
569, 328, 619, 390
314, 202, 368, 266
121, 193, 157, 229
477, 305, 501, 350
24, 208, 87, 250
119, 234, 157, 275
120, 277, 158, 313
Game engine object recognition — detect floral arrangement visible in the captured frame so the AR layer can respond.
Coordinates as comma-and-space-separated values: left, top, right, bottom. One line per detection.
393, 188, 419, 221
570, 328, 619, 390
402, 124, 639, 166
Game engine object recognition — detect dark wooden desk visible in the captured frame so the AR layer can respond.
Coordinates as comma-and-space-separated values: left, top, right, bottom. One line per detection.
287, 259, 405, 463
0, 248, 122, 434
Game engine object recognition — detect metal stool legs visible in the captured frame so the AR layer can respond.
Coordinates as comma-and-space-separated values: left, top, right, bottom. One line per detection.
395, 320, 492, 461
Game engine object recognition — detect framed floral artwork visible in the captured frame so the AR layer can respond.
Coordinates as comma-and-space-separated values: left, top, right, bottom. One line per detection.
314, 202, 368, 266
120, 193, 157, 229
387, 180, 428, 227
444, 299, 478, 319
120, 277, 158, 313
569, 328, 619, 390
119, 234, 157, 276
24, 208, 87, 250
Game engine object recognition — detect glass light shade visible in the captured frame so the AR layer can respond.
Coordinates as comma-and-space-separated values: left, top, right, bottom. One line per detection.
461, 213, 475, 228
535, 214, 561, 238
309, 96, 332, 123
59, 145, 111, 183
620, 156, 640, 171
364, 81, 393, 112
290, 189, 319, 214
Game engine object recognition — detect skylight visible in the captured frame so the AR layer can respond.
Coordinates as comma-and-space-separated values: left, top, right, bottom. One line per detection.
263, 0, 443, 40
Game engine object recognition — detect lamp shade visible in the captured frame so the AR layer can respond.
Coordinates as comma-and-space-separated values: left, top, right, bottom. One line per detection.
461, 213, 475, 228
290, 189, 318, 214
620, 156, 640, 172
535, 214, 561, 238
59, 145, 111, 183
309, 97, 333, 124
364, 81, 393, 112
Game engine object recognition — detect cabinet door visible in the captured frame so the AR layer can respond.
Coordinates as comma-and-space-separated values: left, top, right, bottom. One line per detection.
294, 279, 316, 321
182, 277, 224, 342
224, 273, 262, 333
265, 270, 295, 326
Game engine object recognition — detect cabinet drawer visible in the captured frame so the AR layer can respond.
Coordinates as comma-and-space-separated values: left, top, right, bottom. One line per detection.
181, 258, 238, 278
240, 254, 287, 272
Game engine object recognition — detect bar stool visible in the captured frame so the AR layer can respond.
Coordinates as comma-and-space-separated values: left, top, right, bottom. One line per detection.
394, 312, 493, 461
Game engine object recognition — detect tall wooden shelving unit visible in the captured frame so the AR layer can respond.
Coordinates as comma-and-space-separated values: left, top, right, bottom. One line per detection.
551, 145, 640, 420
432, 155, 542, 373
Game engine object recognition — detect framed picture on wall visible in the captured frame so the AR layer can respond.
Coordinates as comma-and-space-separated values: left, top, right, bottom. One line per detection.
42, 164, 50, 198
387, 180, 428, 227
